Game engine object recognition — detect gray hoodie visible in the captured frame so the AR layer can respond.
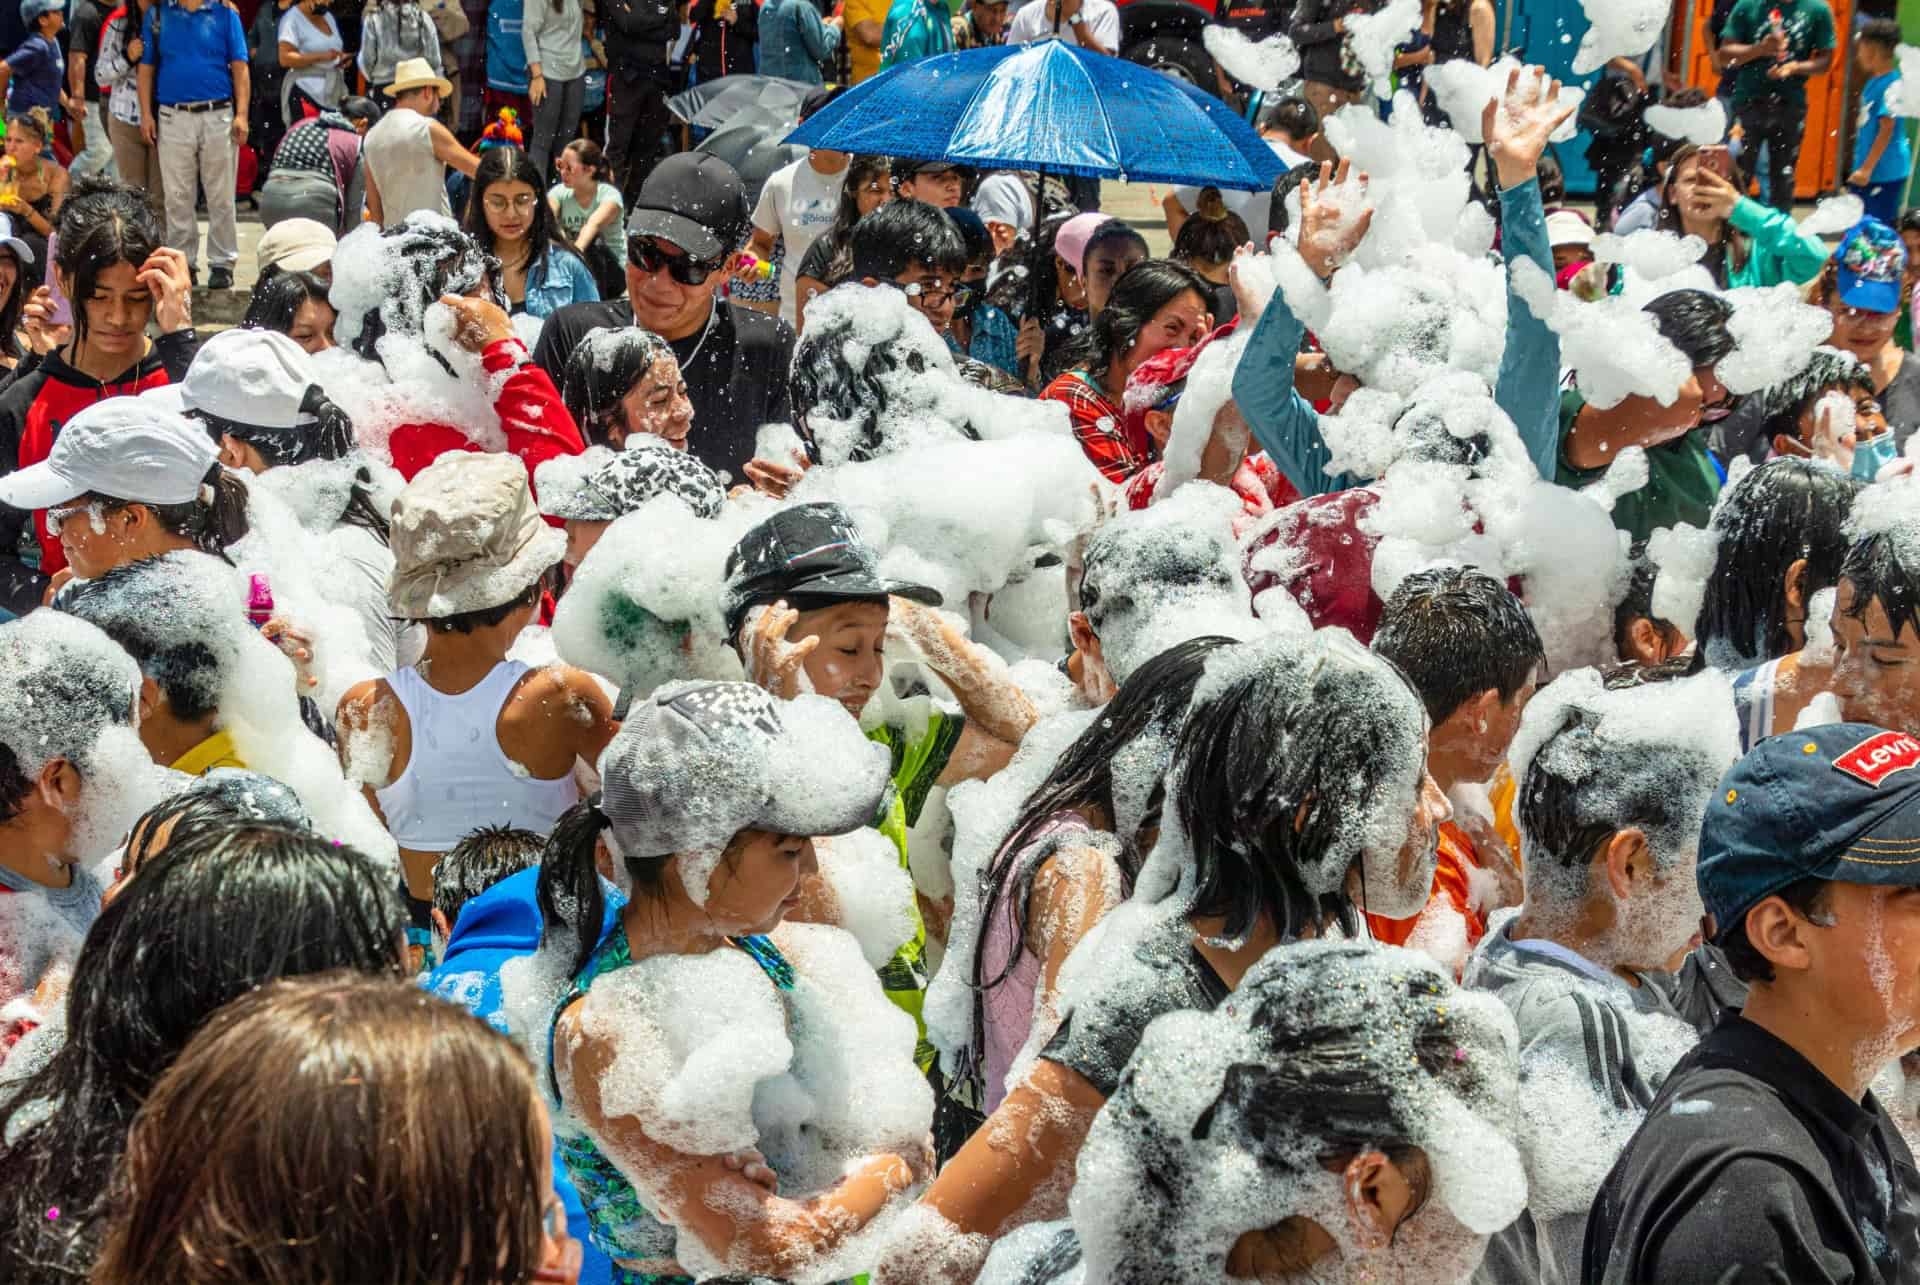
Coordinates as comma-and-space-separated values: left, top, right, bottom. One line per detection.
1462, 910, 1747, 1285
521, 0, 586, 82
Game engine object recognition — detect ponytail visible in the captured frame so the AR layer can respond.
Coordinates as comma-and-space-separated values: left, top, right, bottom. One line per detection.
299, 385, 357, 462
538, 797, 616, 977
137, 466, 251, 562
340, 466, 392, 546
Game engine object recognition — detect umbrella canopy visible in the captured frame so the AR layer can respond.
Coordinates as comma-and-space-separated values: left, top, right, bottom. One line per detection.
785, 40, 1287, 192
668, 74, 813, 130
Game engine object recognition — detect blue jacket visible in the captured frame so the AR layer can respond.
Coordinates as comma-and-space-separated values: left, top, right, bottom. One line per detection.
1231, 179, 1563, 497
425, 868, 624, 1285
524, 247, 600, 319
487, 0, 532, 93
759, 0, 840, 82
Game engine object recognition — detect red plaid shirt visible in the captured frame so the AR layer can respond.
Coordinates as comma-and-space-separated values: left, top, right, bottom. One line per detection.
1042, 370, 1155, 483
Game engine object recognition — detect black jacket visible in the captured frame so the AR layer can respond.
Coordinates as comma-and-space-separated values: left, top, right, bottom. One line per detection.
600, 0, 679, 81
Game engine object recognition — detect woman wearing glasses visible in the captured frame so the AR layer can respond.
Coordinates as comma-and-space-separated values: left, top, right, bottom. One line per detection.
465, 146, 600, 320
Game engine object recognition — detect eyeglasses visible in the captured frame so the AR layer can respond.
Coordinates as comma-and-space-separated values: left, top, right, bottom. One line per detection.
46, 499, 105, 534
483, 192, 539, 214
898, 278, 958, 309
629, 236, 724, 286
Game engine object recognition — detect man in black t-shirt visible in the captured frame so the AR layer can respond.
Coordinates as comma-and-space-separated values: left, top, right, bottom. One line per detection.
532, 153, 795, 483
66, 0, 115, 180
1583, 722, 1920, 1284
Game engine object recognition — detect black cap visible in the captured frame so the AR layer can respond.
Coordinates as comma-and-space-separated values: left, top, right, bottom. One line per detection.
904, 160, 961, 177
799, 83, 845, 123
723, 502, 941, 642
625, 153, 751, 263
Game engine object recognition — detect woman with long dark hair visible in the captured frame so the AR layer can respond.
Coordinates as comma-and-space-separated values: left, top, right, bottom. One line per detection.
792, 153, 890, 334
91, 974, 580, 1285
1039, 258, 1214, 483
0, 177, 198, 609
880, 630, 1451, 1285
0, 824, 407, 1284
551, 137, 626, 299
960, 636, 1233, 1115
1654, 143, 1827, 291
0, 108, 68, 269
464, 145, 597, 319
240, 267, 337, 354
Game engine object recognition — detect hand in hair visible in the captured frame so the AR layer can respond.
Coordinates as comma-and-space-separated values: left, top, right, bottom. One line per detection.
744, 600, 819, 700
20, 285, 69, 356
439, 293, 514, 352
1484, 64, 1576, 192
138, 247, 194, 335
1296, 159, 1373, 280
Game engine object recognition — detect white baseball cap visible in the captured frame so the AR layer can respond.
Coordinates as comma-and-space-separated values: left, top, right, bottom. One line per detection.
1545, 210, 1594, 249
255, 218, 336, 275
0, 397, 218, 510
971, 172, 1033, 235
177, 328, 316, 430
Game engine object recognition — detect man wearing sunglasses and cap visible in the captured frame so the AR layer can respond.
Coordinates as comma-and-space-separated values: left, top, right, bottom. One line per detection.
1584, 723, 1920, 1283
533, 152, 794, 481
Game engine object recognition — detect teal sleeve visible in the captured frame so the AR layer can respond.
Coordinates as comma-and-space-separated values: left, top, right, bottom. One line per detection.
1231, 287, 1354, 497
1729, 196, 1832, 286
1495, 178, 1564, 481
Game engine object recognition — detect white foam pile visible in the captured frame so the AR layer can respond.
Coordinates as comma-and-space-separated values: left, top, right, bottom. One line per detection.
1644, 96, 1728, 145
1715, 283, 1833, 396
1512, 258, 1689, 411
1200, 25, 1299, 90
1800, 192, 1867, 237
1425, 56, 1585, 148
1572, 0, 1670, 75
1342, 0, 1423, 94
813, 826, 919, 970
1893, 44, 1920, 116
1646, 521, 1718, 643
1158, 327, 1251, 497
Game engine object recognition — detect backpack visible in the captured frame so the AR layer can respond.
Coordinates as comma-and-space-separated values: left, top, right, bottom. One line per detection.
420, 0, 470, 46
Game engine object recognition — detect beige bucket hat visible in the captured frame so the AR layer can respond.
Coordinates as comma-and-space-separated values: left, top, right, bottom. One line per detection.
386, 56, 454, 99
388, 453, 566, 619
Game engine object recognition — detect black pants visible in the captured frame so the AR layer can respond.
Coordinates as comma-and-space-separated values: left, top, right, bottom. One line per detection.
1735, 96, 1807, 212
606, 69, 674, 207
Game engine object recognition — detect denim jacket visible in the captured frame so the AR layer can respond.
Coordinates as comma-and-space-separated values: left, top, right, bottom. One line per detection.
759, 0, 839, 81
523, 248, 600, 319
1231, 179, 1562, 497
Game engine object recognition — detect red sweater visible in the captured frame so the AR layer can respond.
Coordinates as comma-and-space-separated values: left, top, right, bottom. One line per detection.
385, 338, 586, 485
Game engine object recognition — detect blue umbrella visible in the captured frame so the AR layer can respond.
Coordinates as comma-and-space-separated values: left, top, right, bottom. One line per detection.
785, 40, 1286, 192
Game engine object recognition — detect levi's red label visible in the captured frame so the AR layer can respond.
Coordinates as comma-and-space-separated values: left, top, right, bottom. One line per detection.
1834, 731, 1920, 787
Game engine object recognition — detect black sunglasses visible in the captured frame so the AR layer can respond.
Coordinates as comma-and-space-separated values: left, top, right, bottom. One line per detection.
628, 236, 724, 286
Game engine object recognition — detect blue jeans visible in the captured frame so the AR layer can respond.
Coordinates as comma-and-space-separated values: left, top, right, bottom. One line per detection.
1852, 178, 1908, 229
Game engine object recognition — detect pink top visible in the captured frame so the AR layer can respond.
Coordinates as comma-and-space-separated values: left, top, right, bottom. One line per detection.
979, 811, 1095, 1113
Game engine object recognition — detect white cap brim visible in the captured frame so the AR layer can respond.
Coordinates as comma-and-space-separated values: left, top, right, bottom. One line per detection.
0, 458, 85, 510
0, 236, 35, 266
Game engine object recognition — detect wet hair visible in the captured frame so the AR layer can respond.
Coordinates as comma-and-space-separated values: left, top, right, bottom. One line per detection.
91, 974, 548, 1285
1082, 219, 1150, 273
1656, 147, 1754, 281
53, 176, 163, 348
464, 145, 583, 280
970, 637, 1234, 1034
1267, 160, 1318, 238
1372, 566, 1544, 725
1751, 347, 1876, 451
1720, 876, 1830, 983
1643, 287, 1737, 368
1839, 522, 1920, 646
1691, 458, 1863, 670
240, 268, 333, 338
432, 823, 545, 924
1614, 540, 1679, 661
60, 558, 234, 721
119, 787, 249, 886
849, 198, 966, 282
791, 294, 976, 460
1258, 93, 1319, 141
76, 463, 252, 564
337, 218, 502, 366
190, 377, 388, 544
809, 154, 891, 287
561, 326, 675, 447
561, 136, 612, 181
1177, 642, 1427, 943
1861, 17, 1903, 53
1074, 259, 1211, 378
1172, 189, 1249, 267
338, 94, 382, 127
0, 632, 138, 826
0, 826, 406, 1282
424, 577, 542, 633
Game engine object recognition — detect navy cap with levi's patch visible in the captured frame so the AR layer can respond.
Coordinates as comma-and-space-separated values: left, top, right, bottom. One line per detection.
1699, 722, 1920, 942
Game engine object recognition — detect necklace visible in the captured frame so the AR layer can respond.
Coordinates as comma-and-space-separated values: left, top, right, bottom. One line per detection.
676, 300, 720, 371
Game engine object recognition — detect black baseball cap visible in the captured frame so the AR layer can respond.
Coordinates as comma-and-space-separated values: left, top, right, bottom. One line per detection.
723, 502, 941, 643
903, 160, 962, 177
625, 153, 751, 263
1700, 722, 1920, 942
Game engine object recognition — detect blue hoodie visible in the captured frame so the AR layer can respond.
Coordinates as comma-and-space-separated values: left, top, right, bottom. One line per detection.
425, 868, 624, 1285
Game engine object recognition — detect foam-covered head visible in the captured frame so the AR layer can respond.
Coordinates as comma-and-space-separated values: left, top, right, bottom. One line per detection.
597, 681, 890, 902
57, 551, 249, 724
722, 501, 940, 646
560, 326, 675, 444
1067, 941, 1524, 1281
329, 212, 503, 362
0, 609, 140, 783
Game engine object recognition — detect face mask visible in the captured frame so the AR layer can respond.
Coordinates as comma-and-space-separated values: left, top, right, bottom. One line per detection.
1854, 431, 1899, 481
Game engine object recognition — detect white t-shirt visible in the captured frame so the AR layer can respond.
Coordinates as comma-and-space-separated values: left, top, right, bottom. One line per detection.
752, 154, 848, 327
1006, 0, 1120, 53
277, 7, 345, 105
1171, 137, 1308, 241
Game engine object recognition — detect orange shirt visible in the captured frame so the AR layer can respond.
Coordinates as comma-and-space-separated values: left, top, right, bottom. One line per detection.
1366, 820, 1488, 949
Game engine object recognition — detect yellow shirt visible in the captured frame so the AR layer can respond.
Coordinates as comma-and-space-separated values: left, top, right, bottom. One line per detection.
170, 729, 246, 776
846, 0, 890, 81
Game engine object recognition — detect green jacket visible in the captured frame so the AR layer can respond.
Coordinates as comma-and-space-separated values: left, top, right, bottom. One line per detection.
880, 0, 953, 68
1722, 196, 1831, 290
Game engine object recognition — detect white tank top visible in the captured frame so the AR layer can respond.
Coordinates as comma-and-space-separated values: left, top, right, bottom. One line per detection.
373, 660, 580, 852
361, 105, 451, 226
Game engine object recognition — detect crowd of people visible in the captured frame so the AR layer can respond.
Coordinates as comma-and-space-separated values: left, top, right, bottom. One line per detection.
4, 0, 1920, 1282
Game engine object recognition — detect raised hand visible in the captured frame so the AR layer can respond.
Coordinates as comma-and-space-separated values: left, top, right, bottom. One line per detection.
1484, 64, 1576, 191
1295, 159, 1372, 280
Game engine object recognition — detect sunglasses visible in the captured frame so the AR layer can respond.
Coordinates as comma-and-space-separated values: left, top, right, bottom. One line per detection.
629, 236, 724, 286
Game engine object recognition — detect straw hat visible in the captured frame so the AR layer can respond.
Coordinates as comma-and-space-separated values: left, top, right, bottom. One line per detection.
385, 57, 453, 99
